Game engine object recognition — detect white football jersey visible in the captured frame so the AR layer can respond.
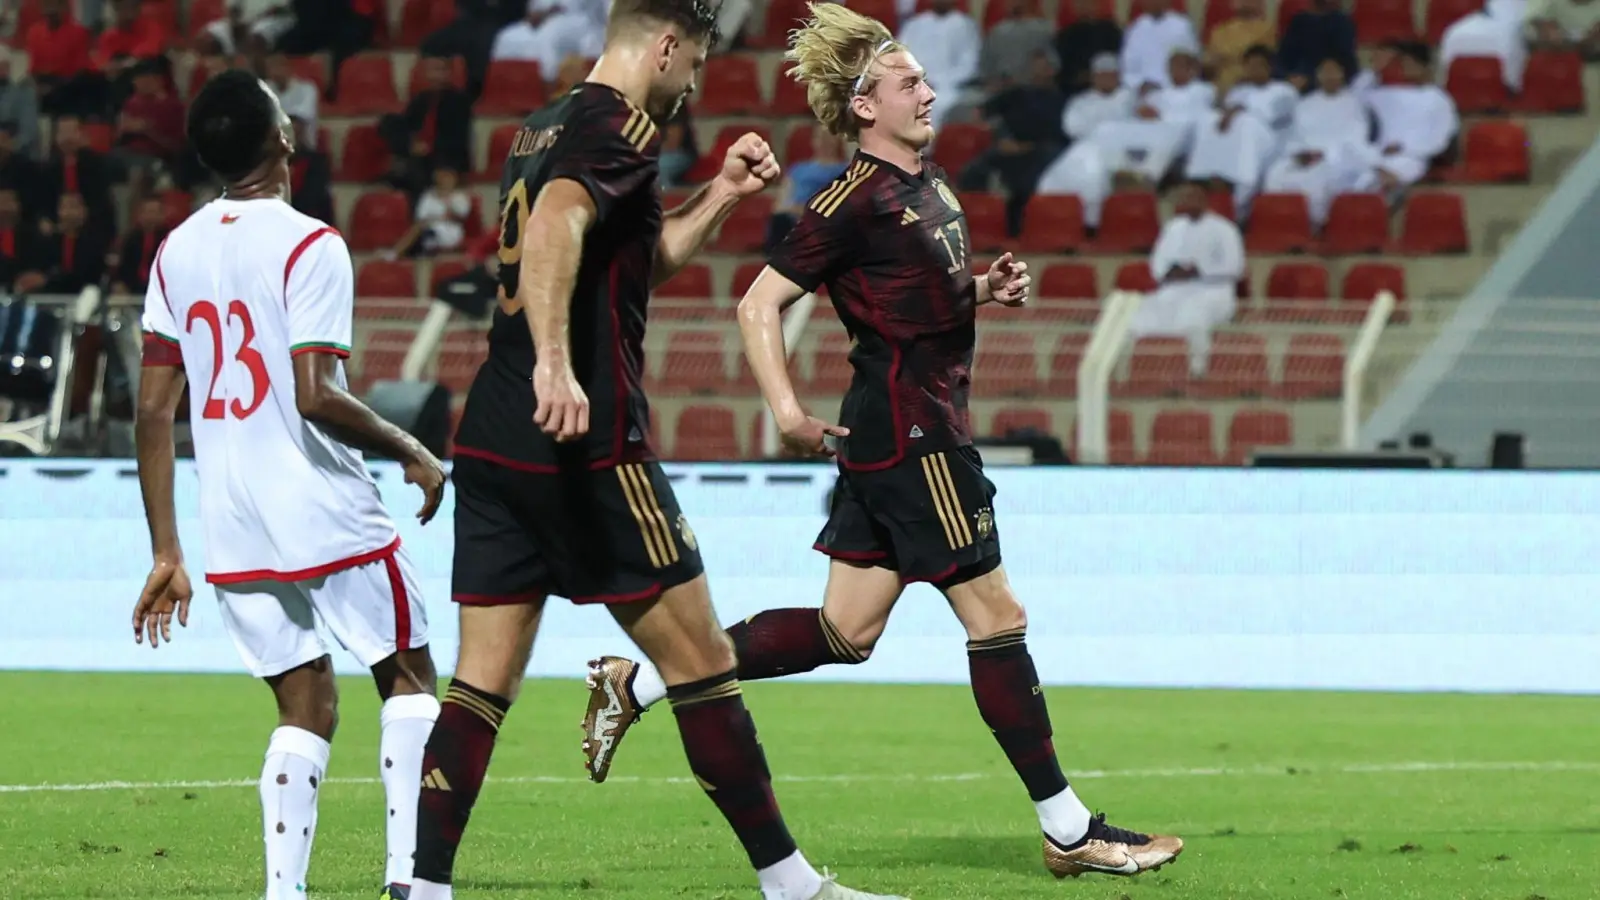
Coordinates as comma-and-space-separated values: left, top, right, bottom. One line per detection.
141, 197, 399, 584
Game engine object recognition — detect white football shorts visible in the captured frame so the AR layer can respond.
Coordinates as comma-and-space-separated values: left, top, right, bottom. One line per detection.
214, 543, 430, 678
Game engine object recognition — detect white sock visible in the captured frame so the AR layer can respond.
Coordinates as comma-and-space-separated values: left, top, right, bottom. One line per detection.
1036, 785, 1093, 846
629, 660, 668, 708
757, 849, 825, 900
259, 726, 331, 900
380, 693, 440, 886
411, 879, 454, 900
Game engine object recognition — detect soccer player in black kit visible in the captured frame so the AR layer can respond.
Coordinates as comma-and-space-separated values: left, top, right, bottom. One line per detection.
409, 1, 902, 899
581, 1, 1186, 882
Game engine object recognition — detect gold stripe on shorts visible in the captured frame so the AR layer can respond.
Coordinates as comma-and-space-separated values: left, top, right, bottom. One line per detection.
617, 464, 678, 568
921, 452, 973, 550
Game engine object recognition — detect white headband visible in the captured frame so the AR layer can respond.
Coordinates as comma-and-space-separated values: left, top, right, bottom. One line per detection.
852, 40, 896, 94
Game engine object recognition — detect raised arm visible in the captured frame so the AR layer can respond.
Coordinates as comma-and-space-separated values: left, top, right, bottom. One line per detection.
654, 131, 780, 285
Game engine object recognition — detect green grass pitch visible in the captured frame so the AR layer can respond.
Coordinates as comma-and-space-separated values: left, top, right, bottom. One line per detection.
1, 672, 1597, 899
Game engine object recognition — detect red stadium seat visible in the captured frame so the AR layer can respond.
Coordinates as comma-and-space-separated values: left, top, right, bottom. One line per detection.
711, 195, 774, 253
1275, 334, 1344, 400
1342, 262, 1407, 303
351, 328, 415, 395
1207, 189, 1236, 222
429, 259, 471, 295
972, 332, 1040, 397
1517, 51, 1585, 113
656, 263, 713, 299
959, 192, 1008, 251
1321, 193, 1389, 254
1117, 337, 1189, 398
1445, 57, 1508, 114
289, 56, 328, 94
477, 124, 520, 184
785, 124, 815, 164
1276, 0, 1311, 33
1144, 409, 1217, 466
848, 0, 900, 26
357, 260, 418, 298
674, 405, 741, 460
990, 406, 1053, 437
1018, 194, 1085, 253
731, 262, 767, 299
1226, 409, 1293, 463
1035, 263, 1099, 322
338, 124, 392, 182
657, 331, 730, 393
436, 330, 489, 395
477, 61, 546, 116
931, 124, 991, 176
1397, 192, 1469, 254
1193, 332, 1269, 399
1045, 332, 1090, 397
698, 56, 765, 114
806, 331, 853, 394
771, 69, 812, 116
1245, 193, 1313, 253
1352, 0, 1416, 42
755, 0, 812, 48
1261, 262, 1330, 322
397, 0, 455, 46
1463, 121, 1530, 182
347, 191, 412, 251
1082, 408, 1136, 464
1200, 0, 1231, 38
686, 125, 772, 183
354, 297, 431, 323
1114, 261, 1157, 293
1094, 193, 1160, 253
326, 54, 401, 116
187, 0, 224, 34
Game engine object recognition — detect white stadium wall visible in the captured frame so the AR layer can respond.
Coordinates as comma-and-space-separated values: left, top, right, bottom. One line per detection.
3, 461, 1599, 694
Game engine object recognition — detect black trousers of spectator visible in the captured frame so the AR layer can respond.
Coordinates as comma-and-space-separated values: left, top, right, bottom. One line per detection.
958, 144, 1062, 236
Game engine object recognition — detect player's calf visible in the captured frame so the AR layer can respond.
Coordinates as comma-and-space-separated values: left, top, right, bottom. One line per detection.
412, 605, 542, 900
260, 656, 339, 900
373, 647, 441, 896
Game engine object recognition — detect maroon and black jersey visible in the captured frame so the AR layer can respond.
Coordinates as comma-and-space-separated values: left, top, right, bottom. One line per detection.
767, 151, 977, 470
454, 83, 663, 471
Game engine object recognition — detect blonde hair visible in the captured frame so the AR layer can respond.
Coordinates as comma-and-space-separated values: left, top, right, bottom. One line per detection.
784, 3, 900, 138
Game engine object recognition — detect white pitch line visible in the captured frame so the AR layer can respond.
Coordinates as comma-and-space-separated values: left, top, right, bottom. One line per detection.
2, 760, 1598, 795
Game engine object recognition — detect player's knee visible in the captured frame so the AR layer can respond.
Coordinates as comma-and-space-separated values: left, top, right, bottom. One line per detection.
829, 614, 882, 662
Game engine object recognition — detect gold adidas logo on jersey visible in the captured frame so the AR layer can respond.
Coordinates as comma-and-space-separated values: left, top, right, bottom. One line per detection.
809, 160, 877, 218
900, 208, 920, 225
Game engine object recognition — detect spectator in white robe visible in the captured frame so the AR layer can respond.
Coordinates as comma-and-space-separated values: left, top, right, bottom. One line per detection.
1119, 0, 1200, 90
1126, 181, 1246, 376
1261, 57, 1374, 224
1440, 0, 1529, 90
1525, 0, 1600, 56
490, 0, 608, 82
898, 0, 982, 131
1264, 43, 1458, 221
1185, 44, 1298, 218
1037, 50, 1216, 226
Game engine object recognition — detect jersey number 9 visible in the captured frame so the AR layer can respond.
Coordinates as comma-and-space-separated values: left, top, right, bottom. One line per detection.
186, 299, 270, 420
498, 178, 530, 269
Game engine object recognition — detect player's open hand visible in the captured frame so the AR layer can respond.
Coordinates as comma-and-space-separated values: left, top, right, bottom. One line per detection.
985, 253, 1030, 308
403, 446, 446, 525
719, 132, 782, 197
133, 558, 192, 649
778, 414, 849, 458
534, 361, 590, 443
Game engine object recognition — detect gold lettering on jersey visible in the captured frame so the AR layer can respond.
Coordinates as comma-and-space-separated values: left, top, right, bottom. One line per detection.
622, 108, 658, 153
498, 178, 531, 269
932, 221, 967, 274
510, 125, 563, 158
809, 161, 877, 218
934, 179, 962, 213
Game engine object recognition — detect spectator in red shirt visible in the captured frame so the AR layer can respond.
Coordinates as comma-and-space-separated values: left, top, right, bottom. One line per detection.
95, 0, 170, 79
114, 60, 186, 202
25, 0, 108, 118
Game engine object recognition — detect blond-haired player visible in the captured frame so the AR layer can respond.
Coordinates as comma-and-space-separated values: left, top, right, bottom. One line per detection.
583, 2, 1184, 881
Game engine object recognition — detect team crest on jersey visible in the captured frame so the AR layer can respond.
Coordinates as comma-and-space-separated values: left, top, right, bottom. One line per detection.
677, 514, 698, 551
975, 507, 994, 539
934, 180, 961, 213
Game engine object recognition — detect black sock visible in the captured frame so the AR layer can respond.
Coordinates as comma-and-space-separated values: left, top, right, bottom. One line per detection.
413, 680, 510, 885
968, 629, 1070, 802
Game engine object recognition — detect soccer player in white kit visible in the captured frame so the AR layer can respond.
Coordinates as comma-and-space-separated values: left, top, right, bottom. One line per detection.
130, 70, 448, 900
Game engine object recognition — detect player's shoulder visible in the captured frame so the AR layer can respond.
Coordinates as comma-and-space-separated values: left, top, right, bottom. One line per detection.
803, 156, 892, 220
550, 83, 659, 157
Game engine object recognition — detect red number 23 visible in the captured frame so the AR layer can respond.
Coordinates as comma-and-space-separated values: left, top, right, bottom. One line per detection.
185, 300, 270, 420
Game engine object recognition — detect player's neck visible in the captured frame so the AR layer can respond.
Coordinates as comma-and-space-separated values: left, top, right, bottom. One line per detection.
223, 180, 289, 203
586, 51, 653, 118
856, 136, 922, 178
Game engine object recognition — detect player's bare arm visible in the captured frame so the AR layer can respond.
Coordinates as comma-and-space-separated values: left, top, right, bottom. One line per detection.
291, 352, 446, 524
736, 266, 848, 457
132, 357, 193, 648
652, 132, 781, 286
519, 177, 596, 442
976, 252, 1031, 307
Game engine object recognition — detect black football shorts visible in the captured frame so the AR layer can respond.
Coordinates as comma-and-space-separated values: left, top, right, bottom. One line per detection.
814, 446, 1001, 587
451, 455, 705, 605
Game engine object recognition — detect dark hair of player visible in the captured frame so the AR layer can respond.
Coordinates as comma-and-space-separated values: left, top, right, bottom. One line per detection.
187, 70, 280, 183
607, 0, 720, 45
